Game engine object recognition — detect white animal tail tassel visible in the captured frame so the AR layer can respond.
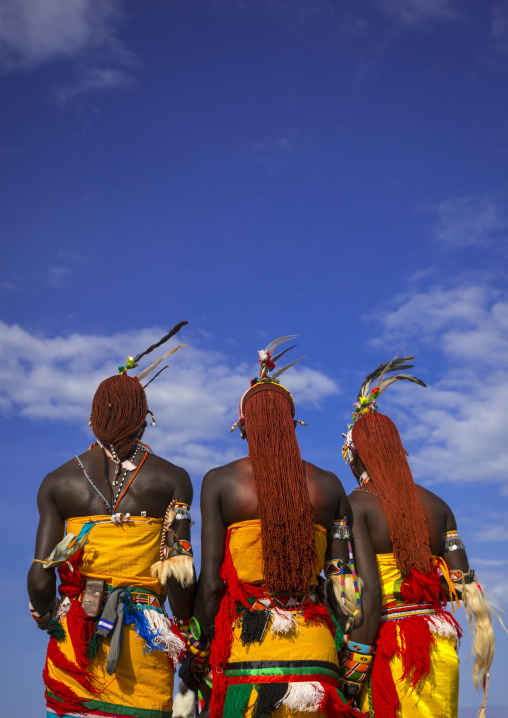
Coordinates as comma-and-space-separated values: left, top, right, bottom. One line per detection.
270, 608, 299, 635
143, 610, 186, 666
327, 574, 364, 630
280, 682, 324, 712
150, 555, 195, 587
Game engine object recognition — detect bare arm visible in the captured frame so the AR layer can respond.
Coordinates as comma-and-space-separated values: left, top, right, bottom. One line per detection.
348, 499, 382, 644
193, 469, 226, 639
440, 505, 471, 599
27, 474, 65, 614
166, 469, 196, 620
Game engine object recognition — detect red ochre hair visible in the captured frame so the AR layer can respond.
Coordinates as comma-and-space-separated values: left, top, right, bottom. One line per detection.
90, 374, 148, 461
243, 385, 317, 594
351, 412, 432, 576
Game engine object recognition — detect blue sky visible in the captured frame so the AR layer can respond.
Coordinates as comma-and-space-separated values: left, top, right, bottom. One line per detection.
1, 1, 507, 715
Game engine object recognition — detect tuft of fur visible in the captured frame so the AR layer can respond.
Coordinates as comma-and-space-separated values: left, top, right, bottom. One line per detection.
270, 608, 300, 635
462, 580, 496, 691
164, 509, 176, 527
150, 556, 194, 587
279, 682, 324, 712
327, 573, 364, 630
427, 614, 459, 640
143, 609, 186, 666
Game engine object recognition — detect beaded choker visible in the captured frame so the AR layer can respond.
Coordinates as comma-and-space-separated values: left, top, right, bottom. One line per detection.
353, 485, 379, 497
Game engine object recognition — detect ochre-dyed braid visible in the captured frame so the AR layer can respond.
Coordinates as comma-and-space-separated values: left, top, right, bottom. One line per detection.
91, 374, 148, 461
352, 412, 432, 576
244, 388, 317, 595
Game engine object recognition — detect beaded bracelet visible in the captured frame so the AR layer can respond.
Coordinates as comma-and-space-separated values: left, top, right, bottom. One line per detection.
338, 639, 375, 696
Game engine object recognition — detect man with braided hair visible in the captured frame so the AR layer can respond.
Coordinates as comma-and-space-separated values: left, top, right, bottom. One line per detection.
342, 355, 499, 718
193, 338, 371, 718
28, 324, 196, 718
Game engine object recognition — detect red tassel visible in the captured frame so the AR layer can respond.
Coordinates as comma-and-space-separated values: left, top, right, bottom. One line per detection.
318, 682, 368, 717
400, 564, 445, 610
370, 621, 400, 718
57, 549, 85, 599
65, 599, 96, 670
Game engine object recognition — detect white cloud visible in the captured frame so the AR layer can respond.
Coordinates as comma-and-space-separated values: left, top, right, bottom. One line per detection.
375, 0, 459, 25
368, 284, 508, 486
432, 196, 508, 248
0, 0, 120, 69
0, 0, 134, 103
0, 322, 339, 474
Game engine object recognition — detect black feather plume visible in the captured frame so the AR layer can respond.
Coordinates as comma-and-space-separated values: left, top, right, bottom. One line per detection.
134, 321, 188, 363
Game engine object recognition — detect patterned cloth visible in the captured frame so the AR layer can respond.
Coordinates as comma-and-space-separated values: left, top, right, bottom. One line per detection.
211, 519, 365, 718
43, 515, 181, 718
358, 553, 460, 718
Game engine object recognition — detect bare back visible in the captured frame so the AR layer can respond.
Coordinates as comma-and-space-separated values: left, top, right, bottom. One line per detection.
349, 483, 456, 556
28, 444, 192, 615
215, 456, 349, 529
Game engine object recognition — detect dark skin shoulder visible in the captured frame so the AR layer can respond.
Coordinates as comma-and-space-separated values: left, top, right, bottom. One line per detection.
349, 481, 470, 616
194, 455, 352, 638
27, 444, 194, 617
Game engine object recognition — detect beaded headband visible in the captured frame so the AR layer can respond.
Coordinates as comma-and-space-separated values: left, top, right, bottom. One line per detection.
230, 335, 306, 433
341, 353, 426, 464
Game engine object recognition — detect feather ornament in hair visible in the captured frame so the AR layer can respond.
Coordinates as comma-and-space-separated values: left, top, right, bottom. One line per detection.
136, 345, 186, 383
358, 353, 426, 401
134, 321, 188, 364
270, 356, 305, 381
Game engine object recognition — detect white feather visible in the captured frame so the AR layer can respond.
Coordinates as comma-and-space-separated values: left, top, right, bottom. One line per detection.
280, 682, 324, 712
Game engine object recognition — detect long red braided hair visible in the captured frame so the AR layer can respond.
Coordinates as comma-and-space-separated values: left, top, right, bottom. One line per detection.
243, 384, 317, 594
90, 375, 148, 460
351, 412, 432, 576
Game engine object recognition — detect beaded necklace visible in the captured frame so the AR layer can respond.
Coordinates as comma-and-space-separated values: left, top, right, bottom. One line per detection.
74, 450, 148, 513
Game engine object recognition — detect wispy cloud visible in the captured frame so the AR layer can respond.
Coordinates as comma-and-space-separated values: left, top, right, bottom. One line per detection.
432, 196, 508, 249
375, 0, 459, 26
367, 283, 508, 486
0, 322, 339, 474
492, 0, 508, 54
55, 66, 134, 105
0, 0, 134, 103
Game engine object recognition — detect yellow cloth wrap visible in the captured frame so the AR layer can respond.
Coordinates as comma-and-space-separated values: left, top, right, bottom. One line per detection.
223, 520, 345, 718
228, 608, 340, 667
66, 515, 165, 593
46, 515, 175, 718
228, 519, 327, 585
358, 553, 459, 718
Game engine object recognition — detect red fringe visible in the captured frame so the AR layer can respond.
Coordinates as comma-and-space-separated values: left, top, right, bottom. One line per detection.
302, 600, 337, 637
66, 599, 97, 670
210, 530, 345, 718
318, 682, 368, 718
369, 564, 459, 718
400, 563, 445, 610
370, 622, 400, 718
44, 633, 102, 716
43, 548, 104, 715
57, 549, 86, 599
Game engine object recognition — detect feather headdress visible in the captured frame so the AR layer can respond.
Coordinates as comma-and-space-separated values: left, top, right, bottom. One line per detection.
118, 320, 188, 388
342, 352, 426, 463
230, 335, 306, 433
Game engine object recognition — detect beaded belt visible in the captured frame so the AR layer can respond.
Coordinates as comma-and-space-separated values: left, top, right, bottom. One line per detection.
243, 591, 319, 612
102, 585, 166, 610
380, 603, 435, 621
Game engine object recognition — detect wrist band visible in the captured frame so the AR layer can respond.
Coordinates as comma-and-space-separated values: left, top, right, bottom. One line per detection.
189, 617, 201, 640
347, 640, 374, 655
